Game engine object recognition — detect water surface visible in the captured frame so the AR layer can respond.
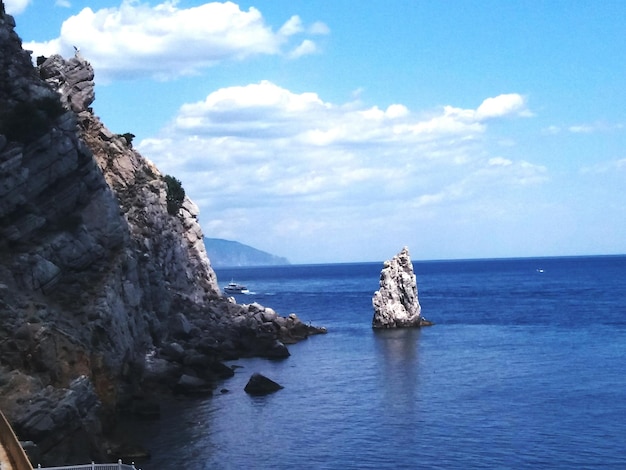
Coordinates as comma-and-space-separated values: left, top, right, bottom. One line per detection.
131, 256, 626, 469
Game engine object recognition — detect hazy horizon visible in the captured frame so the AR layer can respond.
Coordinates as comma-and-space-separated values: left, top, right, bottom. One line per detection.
213, 245, 626, 267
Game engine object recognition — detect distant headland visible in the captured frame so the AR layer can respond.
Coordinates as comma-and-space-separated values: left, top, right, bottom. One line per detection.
204, 237, 290, 267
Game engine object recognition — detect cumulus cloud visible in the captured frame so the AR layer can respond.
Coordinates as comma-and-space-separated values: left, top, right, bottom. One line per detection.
4, 0, 31, 14
475, 93, 531, 120
279, 15, 304, 36
22, 1, 328, 81
289, 39, 318, 58
137, 84, 542, 259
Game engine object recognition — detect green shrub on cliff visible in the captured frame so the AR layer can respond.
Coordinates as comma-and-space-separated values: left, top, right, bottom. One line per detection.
164, 174, 185, 215
118, 132, 135, 147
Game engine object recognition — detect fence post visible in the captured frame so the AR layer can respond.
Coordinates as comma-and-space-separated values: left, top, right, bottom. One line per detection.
91, 461, 95, 470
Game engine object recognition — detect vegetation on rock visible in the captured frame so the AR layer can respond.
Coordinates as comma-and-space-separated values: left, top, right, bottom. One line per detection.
118, 132, 135, 147
164, 174, 185, 215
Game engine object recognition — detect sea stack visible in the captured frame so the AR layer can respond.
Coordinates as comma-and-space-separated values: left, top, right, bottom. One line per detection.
372, 247, 431, 328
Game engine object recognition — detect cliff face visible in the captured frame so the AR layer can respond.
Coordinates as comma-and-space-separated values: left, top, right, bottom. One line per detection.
0, 5, 323, 466
1, 8, 217, 396
1, 9, 142, 395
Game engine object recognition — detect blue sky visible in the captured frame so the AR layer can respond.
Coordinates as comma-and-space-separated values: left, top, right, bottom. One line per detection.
7, 0, 626, 263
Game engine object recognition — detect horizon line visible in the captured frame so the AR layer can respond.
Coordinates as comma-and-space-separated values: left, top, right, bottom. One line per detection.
212, 252, 626, 269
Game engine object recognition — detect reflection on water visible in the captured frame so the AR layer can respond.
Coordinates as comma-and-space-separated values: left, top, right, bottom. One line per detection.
374, 328, 422, 411
372, 328, 424, 442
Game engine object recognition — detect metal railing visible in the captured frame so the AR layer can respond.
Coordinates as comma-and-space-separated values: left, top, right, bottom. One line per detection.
35, 460, 138, 470
0, 410, 33, 470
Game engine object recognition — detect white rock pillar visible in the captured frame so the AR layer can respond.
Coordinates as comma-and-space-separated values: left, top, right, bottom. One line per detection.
372, 246, 430, 328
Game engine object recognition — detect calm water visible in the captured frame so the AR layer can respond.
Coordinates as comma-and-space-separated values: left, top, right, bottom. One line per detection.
130, 256, 626, 469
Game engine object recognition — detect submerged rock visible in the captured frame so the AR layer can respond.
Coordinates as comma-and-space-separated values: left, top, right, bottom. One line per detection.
372, 247, 432, 328
174, 374, 212, 396
244, 373, 284, 395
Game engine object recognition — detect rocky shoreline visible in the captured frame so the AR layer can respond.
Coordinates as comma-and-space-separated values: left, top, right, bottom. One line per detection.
0, 4, 324, 466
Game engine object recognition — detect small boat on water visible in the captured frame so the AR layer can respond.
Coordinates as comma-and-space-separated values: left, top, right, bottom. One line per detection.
224, 281, 249, 294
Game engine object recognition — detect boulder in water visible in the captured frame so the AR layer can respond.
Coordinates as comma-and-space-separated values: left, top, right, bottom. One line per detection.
244, 373, 284, 395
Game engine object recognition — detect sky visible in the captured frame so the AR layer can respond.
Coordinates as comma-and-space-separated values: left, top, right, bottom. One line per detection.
6, 0, 626, 264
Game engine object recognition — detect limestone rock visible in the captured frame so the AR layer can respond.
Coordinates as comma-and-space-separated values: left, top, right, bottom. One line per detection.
38, 54, 95, 113
372, 247, 431, 328
227, 305, 326, 357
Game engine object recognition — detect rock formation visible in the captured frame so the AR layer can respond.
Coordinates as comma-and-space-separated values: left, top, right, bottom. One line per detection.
372, 247, 431, 328
0, 5, 325, 466
244, 373, 284, 395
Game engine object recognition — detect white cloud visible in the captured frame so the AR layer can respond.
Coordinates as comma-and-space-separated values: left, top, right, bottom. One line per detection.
475, 93, 530, 120
279, 15, 304, 36
137, 84, 543, 261
22, 1, 327, 81
488, 157, 513, 167
4, 0, 31, 14
410, 157, 547, 210
55, 0, 71, 7
485, 160, 548, 186
288, 39, 318, 59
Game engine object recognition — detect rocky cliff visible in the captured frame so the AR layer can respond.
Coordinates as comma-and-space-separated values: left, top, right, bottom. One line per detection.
372, 247, 431, 328
0, 4, 324, 466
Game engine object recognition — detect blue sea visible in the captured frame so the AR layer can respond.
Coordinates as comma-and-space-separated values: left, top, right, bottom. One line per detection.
131, 256, 626, 469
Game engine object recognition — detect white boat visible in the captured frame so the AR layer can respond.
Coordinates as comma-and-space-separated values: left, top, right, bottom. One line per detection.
224, 282, 249, 294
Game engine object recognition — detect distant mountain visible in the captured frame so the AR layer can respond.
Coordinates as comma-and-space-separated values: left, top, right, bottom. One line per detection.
204, 238, 290, 267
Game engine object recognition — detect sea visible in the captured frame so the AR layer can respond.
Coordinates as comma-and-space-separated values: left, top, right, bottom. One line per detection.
128, 255, 626, 469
